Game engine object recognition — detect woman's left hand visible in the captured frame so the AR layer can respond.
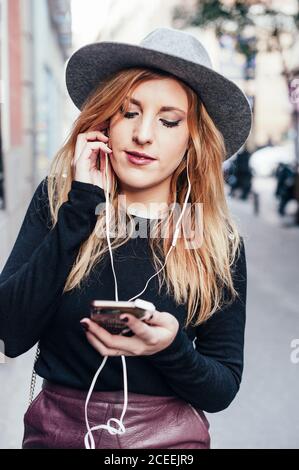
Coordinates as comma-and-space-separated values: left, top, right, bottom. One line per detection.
80, 310, 179, 357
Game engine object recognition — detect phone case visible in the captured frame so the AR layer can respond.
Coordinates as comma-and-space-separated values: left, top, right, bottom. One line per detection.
90, 300, 153, 336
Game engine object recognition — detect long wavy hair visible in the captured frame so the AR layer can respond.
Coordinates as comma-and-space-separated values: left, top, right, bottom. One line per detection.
46, 66, 242, 329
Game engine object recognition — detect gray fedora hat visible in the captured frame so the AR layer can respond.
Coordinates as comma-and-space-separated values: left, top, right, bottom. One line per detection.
65, 27, 252, 159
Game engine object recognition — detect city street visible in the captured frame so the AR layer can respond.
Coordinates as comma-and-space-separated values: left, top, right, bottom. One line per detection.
0, 178, 298, 449
207, 179, 299, 449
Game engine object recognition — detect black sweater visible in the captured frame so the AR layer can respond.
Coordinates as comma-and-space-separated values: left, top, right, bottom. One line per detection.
0, 178, 247, 413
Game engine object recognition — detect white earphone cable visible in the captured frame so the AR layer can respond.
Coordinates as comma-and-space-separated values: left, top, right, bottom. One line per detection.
84, 151, 191, 449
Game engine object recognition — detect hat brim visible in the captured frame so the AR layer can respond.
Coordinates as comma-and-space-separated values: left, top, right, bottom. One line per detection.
65, 41, 253, 159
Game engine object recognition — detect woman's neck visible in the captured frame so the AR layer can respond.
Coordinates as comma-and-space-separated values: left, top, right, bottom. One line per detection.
119, 179, 171, 219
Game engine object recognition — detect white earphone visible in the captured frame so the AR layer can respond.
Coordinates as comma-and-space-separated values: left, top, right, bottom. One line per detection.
84, 143, 191, 449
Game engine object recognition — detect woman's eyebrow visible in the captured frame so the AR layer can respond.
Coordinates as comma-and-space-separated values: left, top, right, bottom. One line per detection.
126, 97, 186, 114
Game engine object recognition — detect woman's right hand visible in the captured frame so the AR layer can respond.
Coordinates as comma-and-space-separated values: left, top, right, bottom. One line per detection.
71, 130, 114, 191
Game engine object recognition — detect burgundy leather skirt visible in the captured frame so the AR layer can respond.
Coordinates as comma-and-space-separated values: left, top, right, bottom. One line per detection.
22, 379, 210, 449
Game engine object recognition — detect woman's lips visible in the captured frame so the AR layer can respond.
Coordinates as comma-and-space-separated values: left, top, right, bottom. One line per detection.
125, 151, 156, 166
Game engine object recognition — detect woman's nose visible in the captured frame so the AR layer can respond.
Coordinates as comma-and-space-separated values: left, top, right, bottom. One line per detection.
133, 122, 154, 145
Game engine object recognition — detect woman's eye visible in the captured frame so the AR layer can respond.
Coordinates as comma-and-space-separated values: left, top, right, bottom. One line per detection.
123, 111, 180, 128
161, 119, 180, 128
123, 112, 138, 119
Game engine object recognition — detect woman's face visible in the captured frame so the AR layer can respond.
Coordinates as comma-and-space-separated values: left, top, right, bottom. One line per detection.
108, 78, 190, 194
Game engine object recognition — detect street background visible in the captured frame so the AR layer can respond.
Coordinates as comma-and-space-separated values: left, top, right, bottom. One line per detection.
0, 0, 298, 449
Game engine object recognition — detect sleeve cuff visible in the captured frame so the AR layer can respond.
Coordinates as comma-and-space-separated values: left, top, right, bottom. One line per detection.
71, 180, 106, 198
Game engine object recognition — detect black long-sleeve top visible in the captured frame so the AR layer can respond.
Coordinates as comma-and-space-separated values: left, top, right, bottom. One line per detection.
0, 178, 247, 413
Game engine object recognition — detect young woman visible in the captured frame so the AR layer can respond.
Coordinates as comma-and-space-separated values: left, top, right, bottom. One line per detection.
0, 27, 251, 449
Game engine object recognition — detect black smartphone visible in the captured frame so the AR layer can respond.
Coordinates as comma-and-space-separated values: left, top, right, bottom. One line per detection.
89, 299, 156, 336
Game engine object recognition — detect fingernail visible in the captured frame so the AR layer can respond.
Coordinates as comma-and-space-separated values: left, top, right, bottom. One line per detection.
80, 321, 89, 331
143, 310, 153, 320
120, 316, 129, 323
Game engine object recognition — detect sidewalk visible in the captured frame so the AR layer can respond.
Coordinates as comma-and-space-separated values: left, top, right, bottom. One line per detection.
207, 181, 299, 448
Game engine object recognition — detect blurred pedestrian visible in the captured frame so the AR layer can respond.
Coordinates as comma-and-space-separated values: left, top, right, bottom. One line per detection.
274, 162, 296, 215
228, 146, 253, 200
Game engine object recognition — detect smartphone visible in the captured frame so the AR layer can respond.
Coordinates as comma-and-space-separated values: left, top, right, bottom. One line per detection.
89, 299, 156, 336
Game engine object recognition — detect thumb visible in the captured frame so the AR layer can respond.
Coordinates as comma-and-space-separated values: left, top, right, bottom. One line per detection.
142, 310, 175, 328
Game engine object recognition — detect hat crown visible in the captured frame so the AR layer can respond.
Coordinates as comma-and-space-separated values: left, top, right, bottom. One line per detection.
140, 27, 213, 69
65, 27, 252, 159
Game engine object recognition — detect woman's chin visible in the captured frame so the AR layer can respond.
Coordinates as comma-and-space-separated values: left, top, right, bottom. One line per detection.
120, 181, 152, 190
115, 170, 152, 188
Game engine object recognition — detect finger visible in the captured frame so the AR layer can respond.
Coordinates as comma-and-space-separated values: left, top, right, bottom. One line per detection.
91, 149, 106, 171
75, 142, 112, 166
141, 310, 156, 322
85, 331, 134, 356
140, 310, 176, 328
82, 319, 144, 354
117, 313, 158, 343
75, 142, 110, 164
85, 141, 112, 154
78, 131, 109, 142
87, 146, 112, 170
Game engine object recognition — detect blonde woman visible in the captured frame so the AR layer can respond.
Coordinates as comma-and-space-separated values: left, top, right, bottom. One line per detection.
0, 27, 251, 449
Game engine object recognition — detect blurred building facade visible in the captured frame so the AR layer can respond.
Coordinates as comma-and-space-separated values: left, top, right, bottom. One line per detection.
0, 0, 73, 269
92, 0, 181, 44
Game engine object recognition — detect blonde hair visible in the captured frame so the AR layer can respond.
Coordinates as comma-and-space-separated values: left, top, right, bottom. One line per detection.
46, 66, 242, 330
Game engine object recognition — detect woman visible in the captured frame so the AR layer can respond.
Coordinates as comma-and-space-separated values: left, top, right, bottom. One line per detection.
0, 27, 251, 449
